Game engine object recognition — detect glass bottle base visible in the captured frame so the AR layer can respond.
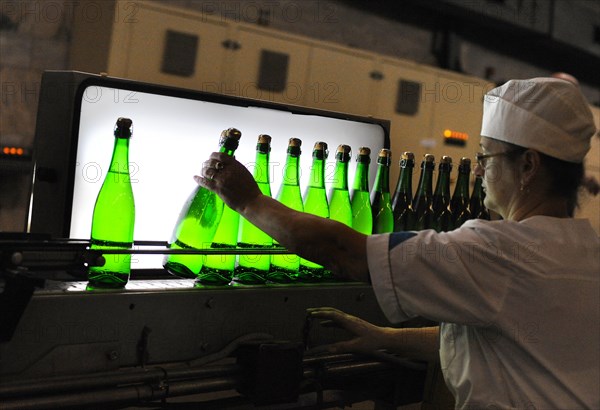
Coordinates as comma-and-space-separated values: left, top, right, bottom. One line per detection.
196, 267, 233, 285
232, 266, 268, 285
163, 261, 198, 279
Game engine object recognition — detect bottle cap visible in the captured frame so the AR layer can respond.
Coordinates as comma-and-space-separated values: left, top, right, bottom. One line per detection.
422, 153, 435, 169
357, 147, 371, 156
336, 144, 351, 162
114, 117, 133, 138
379, 148, 391, 158
288, 138, 302, 156
288, 138, 302, 147
377, 148, 391, 166
458, 157, 471, 173
400, 151, 415, 167
257, 134, 271, 144
257, 134, 271, 154
439, 155, 453, 171
313, 141, 328, 160
219, 128, 242, 150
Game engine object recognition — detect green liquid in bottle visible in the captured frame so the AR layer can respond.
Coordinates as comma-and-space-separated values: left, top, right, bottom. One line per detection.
163, 128, 241, 279
350, 147, 372, 235
299, 142, 330, 282
88, 118, 135, 289
268, 138, 303, 283
371, 148, 394, 234
233, 135, 274, 285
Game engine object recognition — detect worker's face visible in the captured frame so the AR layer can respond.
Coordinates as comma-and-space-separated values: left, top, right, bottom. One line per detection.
474, 137, 519, 218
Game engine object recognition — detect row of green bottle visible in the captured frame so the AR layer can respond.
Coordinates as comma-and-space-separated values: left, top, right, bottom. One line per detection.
163, 134, 364, 285
86, 120, 489, 289
390, 152, 490, 234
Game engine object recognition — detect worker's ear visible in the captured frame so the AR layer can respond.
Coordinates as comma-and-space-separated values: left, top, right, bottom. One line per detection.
519, 149, 541, 189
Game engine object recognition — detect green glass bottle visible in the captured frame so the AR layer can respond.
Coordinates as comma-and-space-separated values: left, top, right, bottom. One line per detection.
412, 154, 435, 231
350, 147, 372, 235
451, 157, 472, 228
268, 138, 303, 283
299, 141, 330, 282
371, 148, 394, 234
197, 205, 240, 285
233, 134, 273, 284
392, 151, 416, 231
88, 117, 135, 289
163, 128, 242, 279
328, 144, 353, 227
431, 156, 454, 232
469, 175, 490, 220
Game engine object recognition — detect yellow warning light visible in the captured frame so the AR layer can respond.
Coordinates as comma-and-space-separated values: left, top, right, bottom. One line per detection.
443, 129, 469, 146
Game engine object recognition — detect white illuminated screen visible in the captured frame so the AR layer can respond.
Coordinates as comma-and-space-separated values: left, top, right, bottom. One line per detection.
71, 85, 386, 269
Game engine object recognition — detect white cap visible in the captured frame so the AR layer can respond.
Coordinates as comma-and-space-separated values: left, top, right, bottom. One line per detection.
481, 77, 596, 163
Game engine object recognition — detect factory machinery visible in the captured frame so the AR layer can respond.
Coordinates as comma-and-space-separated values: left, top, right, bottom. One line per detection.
0, 72, 433, 409
0, 236, 428, 409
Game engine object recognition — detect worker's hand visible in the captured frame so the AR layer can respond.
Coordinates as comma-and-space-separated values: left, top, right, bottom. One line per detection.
195, 152, 262, 213
306, 307, 388, 354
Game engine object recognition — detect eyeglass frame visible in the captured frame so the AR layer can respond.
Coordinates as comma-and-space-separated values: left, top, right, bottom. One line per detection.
475, 149, 522, 168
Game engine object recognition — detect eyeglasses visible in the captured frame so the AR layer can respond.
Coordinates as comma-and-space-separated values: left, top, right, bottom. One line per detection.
475, 150, 520, 168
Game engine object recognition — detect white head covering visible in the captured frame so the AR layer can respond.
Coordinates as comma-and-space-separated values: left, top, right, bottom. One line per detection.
481, 77, 596, 163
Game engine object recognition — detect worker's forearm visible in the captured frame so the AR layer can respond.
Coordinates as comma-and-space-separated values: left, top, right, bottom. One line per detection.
380, 326, 440, 362
240, 194, 370, 282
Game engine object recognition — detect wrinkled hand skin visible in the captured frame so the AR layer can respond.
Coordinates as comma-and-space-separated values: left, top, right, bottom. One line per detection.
194, 152, 262, 213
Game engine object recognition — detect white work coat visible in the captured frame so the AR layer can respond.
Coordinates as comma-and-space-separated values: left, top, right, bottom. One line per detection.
367, 216, 599, 409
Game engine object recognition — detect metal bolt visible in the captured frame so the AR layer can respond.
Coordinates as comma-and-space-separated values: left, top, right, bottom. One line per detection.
10, 252, 23, 266
108, 350, 119, 361
356, 292, 366, 301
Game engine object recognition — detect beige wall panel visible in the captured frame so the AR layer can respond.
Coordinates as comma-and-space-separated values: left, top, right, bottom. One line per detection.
110, 3, 230, 91
305, 45, 377, 117
225, 27, 312, 106
375, 59, 438, 188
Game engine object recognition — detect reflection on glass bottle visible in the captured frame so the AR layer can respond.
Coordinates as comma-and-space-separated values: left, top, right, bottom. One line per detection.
451, 157, 472, 228
88, 117, 135, 289
328, 144, 353, 227
371, 148, 394, 234
469, 175, 490, 220
350, 147, 372, 235
431, 156, 454, 232
233, 134, 273, 284
197, 203, 240, 285
392, 151, 416, 232
413, 154, 435, 231
299, 142, 330, 282
268, 138, 303, 283
163, 128, 242, 279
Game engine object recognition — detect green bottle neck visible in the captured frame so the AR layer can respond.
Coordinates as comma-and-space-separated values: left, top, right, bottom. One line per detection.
471, 176, 483, 200
218, 136, 239, 156
453, 169, 471, 201
332, 158, 349, 190
415, 163, 434, 199
434, 165, 451, 200
308, 155, 326, 188
373, 163, 390, 194
109, 137, 130, 173
395, 162, 414, 199
282, 153, 300, 186
352, 158, 370, 191
253, 146, 270, 184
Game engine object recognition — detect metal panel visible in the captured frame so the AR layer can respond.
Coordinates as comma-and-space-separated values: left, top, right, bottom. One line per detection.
1, 281, 389, 379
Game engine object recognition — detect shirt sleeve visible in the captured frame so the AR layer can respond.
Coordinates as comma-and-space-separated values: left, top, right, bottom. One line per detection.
367, 221, 514, 326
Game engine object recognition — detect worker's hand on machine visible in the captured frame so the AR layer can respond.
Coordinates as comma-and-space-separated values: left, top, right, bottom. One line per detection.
305, 307, 387, 355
